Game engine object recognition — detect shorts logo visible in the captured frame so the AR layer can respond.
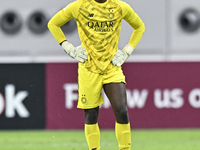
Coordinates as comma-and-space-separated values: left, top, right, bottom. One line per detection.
81, 94, 87, 104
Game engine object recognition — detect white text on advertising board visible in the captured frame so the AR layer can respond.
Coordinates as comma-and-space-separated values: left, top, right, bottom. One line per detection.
63, 83, 200, 109
0, 84, 30, 118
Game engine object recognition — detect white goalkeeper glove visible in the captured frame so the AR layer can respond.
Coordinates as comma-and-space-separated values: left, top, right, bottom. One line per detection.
112, 45, 134, 67
61, 41, 88, 63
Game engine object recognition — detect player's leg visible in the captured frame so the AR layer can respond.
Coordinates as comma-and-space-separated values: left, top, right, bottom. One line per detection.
103, 82, 129, 123
103, 82, 131, 150
84, 106, 99, 124
84, 107, 100, 150
77, 63, 103, 150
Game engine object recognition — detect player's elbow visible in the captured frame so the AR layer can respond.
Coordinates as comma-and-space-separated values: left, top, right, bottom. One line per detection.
134, 22, 145, 35
47, 18, 58, 30
47, 20, 53, 30
140, 22, 145, 34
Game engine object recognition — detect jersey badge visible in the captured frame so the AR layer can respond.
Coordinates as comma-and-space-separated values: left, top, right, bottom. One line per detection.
108, 9, 115, 19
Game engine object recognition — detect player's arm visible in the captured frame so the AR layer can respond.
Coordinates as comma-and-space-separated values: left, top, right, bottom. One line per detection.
124, 6, 145, 49
47, 2, 87, 62
112, 2, 145, 67
48, 10, 69, 44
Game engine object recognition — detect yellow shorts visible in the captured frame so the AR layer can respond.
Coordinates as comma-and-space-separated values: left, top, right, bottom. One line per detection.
77, 63, 126, 109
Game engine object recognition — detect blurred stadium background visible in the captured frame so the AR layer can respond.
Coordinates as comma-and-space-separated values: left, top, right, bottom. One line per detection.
0, 0, 200, 61
0, 0, 200, 149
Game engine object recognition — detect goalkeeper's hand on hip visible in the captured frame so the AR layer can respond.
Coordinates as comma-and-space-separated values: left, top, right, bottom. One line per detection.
112, 45, 134, 67
61, 41, 88, 63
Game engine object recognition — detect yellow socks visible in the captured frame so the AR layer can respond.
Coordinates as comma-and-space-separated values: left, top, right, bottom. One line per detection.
115, 122, 131, 150
85, 123, 100, 150
85, 122, 131, 150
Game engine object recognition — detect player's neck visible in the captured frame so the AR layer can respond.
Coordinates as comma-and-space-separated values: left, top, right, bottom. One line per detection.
95, 0, 107, 3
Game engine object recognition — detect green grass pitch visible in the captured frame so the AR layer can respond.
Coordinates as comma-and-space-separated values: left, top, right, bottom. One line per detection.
0, 129, 200, 150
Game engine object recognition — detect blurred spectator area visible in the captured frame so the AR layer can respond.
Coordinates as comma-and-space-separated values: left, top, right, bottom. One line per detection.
0, 0, 200, 63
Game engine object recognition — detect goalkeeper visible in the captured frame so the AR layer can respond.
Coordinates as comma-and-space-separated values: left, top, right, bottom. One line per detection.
48, 0, 145, 149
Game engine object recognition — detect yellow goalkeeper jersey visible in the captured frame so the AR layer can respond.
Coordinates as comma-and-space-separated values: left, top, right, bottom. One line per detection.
48, 0, 145, 74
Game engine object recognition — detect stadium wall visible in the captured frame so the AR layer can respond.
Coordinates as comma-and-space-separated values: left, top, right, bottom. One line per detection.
0, 63, 200, 129
0, 0, 200, 61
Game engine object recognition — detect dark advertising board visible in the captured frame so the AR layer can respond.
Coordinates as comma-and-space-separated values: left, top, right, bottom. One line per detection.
0, 64, 45, 129
46, 62, 200, 129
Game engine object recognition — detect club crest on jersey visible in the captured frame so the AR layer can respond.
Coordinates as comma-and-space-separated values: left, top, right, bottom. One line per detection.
108, 13, 115, 19
108, 9, 115, 19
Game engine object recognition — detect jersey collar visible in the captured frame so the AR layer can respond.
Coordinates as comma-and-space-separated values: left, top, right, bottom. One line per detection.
92, 0, 110, 6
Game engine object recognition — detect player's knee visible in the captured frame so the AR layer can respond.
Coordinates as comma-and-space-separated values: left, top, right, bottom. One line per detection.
84, 108, 99, 124
115, 107, 129, 124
